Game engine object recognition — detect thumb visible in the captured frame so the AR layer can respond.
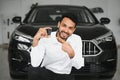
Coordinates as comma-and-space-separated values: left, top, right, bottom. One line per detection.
57, 37, 65, 44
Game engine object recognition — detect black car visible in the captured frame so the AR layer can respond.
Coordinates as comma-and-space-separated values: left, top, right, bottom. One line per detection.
8, 5, 117, 79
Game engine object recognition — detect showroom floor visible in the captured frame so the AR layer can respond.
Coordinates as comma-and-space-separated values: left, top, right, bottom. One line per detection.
0, 45, 120, 80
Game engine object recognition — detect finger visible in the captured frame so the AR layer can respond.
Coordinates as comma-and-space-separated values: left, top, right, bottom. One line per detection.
39, 28, 47, 36
42, 27, 52, 35
44, 27, 52, 30
35, 27, 51, 38
44, 32, 48, 37
57, 37, 65, 44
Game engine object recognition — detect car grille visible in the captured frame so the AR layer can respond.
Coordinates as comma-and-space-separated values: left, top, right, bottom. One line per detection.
82, 40, 102, 57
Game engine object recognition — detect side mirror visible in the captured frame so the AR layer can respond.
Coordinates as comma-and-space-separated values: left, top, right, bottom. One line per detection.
12, 16, 22, 23
100, 17, 110, 24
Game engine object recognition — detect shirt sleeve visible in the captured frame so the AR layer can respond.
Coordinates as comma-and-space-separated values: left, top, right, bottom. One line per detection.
71, 36, 84, 69
30, 39, 45, 67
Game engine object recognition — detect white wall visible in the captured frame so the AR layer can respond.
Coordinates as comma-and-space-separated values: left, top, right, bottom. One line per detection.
0, 0, 120, 45
0, 23, 2, 44
70, 0, 108, 15
107, 0, 120, 45
0, 0, 22, 44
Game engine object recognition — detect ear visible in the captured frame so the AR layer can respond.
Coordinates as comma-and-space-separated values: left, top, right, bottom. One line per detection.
57, 21, 60, 28
73, 27, 76, 32
71, 26, 76, 33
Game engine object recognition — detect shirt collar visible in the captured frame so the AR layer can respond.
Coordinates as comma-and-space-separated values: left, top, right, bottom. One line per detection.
51, 31, 59, 44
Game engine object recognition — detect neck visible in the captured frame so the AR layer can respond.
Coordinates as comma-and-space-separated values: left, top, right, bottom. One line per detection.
56, 31, 67, 42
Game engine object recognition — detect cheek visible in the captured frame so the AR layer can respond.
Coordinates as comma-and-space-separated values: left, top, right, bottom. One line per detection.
69, 31, 74, 35
59, 27, 65, 32
59, 26, 75, 35
69, 28, 75, 33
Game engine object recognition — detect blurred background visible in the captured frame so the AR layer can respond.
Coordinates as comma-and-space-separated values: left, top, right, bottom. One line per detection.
0, 0, 120, 80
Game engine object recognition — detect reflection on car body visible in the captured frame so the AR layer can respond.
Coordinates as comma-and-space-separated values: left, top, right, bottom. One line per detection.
8, 5, 117, 79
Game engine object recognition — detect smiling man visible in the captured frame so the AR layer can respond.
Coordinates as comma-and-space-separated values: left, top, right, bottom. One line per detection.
28, 13, 84, 80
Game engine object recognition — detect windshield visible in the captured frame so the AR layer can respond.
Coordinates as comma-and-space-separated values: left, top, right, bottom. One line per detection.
24, 7, 97, 25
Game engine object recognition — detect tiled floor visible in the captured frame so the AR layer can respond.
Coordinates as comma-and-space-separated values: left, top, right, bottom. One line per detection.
0, 48, 11, 80
0, 47, 120, 80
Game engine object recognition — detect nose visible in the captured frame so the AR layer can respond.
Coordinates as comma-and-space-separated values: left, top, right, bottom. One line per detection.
64, 27, 69, 33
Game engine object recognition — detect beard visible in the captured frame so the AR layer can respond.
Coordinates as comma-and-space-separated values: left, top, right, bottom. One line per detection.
57, 30, 70, 40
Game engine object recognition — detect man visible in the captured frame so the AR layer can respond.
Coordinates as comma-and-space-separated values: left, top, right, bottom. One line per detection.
28, 13, 84, 80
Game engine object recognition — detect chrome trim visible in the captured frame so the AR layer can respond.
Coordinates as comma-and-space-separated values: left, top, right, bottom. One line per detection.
107, 59, 115, 62
95, 31, 112, 40
11, 55, 23, 62
82, 40, 103, 57
15, 30, 33, 40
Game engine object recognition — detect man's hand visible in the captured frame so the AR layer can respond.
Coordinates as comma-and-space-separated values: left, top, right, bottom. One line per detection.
57, 37, 75, 58
32, 27, 51, 47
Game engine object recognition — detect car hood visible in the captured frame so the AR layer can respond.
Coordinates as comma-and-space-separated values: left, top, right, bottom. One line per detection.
16, 24, 39, 37
74, 24, 110, 40
16, 24, 110, 40
16, 24, 58, 37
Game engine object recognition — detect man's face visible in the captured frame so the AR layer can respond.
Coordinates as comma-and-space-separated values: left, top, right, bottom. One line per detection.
57, 17, 76, 40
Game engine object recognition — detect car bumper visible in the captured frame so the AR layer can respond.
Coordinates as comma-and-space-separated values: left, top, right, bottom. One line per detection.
72, 48, 117, 77
8, 44, 117, 78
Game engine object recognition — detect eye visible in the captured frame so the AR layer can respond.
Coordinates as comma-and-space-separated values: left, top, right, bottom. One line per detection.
62, 23, 66, 27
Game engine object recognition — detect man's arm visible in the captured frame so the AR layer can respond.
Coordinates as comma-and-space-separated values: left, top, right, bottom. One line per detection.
32, 27, 51, 47
30, 40, 45, 67
30, 27, 51, 67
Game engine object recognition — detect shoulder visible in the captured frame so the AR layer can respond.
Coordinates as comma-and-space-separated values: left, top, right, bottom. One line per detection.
70, 34, 82, 40
67, 34, 82, 44
67, 34, 82, 47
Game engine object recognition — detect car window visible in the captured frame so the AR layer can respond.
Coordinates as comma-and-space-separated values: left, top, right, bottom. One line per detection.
25, 7, 96, 25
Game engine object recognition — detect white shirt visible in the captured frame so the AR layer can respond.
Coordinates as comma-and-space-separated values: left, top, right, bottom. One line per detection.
30, 31, 84, 74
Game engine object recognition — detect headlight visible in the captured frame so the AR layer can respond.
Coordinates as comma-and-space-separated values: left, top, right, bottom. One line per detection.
13, 30, 33, 43
95, 31, 113, 44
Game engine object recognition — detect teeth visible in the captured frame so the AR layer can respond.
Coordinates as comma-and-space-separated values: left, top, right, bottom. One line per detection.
62, 33, 67, 37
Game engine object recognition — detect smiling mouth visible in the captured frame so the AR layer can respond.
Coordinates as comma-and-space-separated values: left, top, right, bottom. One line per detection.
61, 31, 68, 37
60, 32, 70, 40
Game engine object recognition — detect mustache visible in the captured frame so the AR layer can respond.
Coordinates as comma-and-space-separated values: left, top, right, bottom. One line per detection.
61, 31, 69, 35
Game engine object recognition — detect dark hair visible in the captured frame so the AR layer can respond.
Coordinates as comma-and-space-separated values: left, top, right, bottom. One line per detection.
60, 13, 78, 26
